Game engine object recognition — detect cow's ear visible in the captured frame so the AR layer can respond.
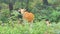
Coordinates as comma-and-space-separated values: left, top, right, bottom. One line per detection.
18, 8, 21, 12
23, 8, 26, 10
18, 10, 20, 12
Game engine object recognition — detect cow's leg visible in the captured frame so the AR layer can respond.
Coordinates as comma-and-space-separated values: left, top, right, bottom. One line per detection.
22, 18, 28, 26
28, 21, 33, 33
29, 21, 33, 30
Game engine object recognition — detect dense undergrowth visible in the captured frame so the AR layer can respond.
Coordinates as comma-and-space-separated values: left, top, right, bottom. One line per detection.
0, 0, 60, 34
0, 20, 60, 34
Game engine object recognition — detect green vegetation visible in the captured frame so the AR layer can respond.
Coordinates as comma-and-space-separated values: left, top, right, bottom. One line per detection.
0, 20, 60, 34
0, 0, 60, 34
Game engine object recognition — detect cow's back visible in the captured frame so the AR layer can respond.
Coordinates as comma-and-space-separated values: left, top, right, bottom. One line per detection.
23, 12, 34, 22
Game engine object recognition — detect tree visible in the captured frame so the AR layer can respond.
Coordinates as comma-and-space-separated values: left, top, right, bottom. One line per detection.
43, 0, 48, 5
0, 6, 2, 10
20, 0, 23, 9
9, 2, 13, 11
25, 0, 29, 11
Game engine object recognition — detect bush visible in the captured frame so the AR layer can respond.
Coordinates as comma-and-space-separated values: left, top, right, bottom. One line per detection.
32, 7, 60, 23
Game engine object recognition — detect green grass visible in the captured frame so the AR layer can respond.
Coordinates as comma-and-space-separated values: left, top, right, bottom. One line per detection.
0, 20, 60, 34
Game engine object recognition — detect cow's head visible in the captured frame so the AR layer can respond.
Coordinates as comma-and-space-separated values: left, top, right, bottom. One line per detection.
18, 8, 26, 14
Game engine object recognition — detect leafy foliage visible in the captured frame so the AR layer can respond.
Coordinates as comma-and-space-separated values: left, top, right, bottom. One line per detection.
0, 0, 60, 34
0, 20, 60, 34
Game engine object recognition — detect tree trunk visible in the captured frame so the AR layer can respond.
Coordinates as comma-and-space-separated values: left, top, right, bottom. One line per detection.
25, 0, 29, 11
9, 2, 13, 17
43, 0, 48, 5
20, 0, 23, 9
0, 6, 2, 10
9, 2, 13, 11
